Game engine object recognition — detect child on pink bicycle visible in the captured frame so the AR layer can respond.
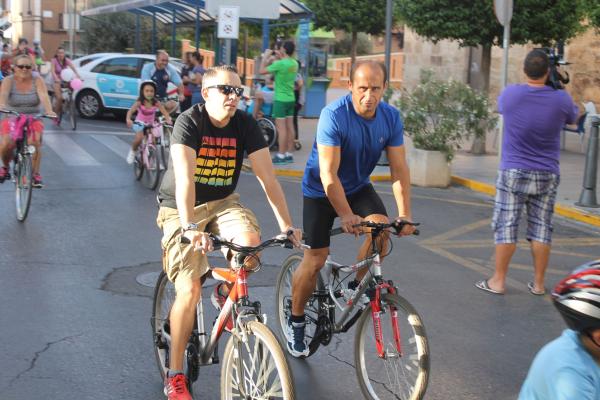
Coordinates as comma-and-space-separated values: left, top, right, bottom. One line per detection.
126, 80, 172, 164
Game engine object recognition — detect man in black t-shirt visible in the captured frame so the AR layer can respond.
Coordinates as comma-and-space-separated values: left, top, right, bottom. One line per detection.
156, 65, 301, 400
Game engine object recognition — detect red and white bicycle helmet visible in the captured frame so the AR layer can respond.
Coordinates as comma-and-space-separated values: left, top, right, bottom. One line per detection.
552, 260, 600, 333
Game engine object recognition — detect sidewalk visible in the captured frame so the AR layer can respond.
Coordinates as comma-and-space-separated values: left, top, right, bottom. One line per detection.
266, 88, 600, 228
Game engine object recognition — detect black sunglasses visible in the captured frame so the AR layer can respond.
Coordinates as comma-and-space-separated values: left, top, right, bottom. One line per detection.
205, 85, 244, 98
15, 64, 32, 70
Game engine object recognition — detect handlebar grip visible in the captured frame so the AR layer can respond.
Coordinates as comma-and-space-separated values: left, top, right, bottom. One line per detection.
330, 227, 344, 236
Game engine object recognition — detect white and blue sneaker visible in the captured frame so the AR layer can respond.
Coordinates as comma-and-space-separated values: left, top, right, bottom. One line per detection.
285, 317, 310, 358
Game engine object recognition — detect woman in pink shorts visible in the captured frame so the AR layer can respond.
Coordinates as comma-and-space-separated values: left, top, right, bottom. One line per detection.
0, 54, 56, 187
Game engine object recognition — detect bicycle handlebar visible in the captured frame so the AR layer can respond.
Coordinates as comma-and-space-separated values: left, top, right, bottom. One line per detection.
0, 109, 57, 120
180, 232, 309, 253
329, 220, 420, 237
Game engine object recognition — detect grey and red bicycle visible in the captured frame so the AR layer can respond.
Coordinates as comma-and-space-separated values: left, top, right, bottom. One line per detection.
275, 220, 429, 400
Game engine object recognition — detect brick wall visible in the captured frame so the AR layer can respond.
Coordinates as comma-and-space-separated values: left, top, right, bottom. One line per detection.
181, 39, 254, 86
327, 52, 404, 89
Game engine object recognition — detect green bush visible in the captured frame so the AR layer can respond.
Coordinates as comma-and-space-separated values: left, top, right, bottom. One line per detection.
396, 70, 497, 161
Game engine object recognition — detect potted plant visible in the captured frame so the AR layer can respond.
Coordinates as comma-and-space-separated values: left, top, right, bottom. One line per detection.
396, 71, 497, 187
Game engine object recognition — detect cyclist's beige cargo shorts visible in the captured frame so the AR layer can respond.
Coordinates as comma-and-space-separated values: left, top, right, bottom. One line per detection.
156, 193, 260, 283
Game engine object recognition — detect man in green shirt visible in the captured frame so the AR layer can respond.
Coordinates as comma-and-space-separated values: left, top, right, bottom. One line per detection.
260, 40, 298, 164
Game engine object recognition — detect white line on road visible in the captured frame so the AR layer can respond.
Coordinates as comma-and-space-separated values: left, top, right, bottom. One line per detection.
90, 134, 130, 160
44, 130, 132, 136
44, 133, 100, 166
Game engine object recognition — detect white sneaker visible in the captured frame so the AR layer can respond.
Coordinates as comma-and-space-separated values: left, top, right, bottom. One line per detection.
126, 149, 136, 164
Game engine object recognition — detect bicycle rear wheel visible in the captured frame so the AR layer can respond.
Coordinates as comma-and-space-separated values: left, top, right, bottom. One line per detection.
275, 253, 325, 357
69, 95, 77, 130
257, 118, 277, 150
221, 320, 295, 400
15, 153, 33, 222
151, 271, 174, 381
141, 144, 160, 190
354, 293, 429, 400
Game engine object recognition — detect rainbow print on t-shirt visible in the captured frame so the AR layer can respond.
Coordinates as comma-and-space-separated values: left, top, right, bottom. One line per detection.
195, 136, 237, 186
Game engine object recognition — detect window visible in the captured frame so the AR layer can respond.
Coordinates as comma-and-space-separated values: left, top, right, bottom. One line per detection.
92, 57, 139, 78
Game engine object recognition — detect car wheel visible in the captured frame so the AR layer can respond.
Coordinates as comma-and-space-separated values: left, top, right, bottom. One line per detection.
76, 90, 102, 119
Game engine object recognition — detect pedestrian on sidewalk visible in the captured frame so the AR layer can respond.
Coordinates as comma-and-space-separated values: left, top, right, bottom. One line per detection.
259, 40, 298, 165
475, 49, 579, 296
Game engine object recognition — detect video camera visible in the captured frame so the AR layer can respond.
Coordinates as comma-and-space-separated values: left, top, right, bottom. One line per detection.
539, 43, 570, 90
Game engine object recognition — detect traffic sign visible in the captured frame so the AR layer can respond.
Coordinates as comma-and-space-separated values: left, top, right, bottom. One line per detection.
494, 0, 513, 26
217, 6, 240, 39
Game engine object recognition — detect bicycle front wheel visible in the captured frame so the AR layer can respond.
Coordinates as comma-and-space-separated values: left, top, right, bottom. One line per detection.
69, 96, 77, 130
354, 293, 429, 400
142, 144, 160, 190
151, 271, 175, 380
15, 153, 33, 221
221, 320, 295, 400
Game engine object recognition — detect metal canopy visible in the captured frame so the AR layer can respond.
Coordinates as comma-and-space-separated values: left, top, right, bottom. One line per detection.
81, 0, 313, 24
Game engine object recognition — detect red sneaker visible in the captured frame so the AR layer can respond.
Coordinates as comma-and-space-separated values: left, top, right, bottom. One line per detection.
211, 282, 233, 331
164, 374, 192, 400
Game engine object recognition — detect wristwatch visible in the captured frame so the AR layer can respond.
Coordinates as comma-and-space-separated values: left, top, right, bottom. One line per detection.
182, 223, 199, 232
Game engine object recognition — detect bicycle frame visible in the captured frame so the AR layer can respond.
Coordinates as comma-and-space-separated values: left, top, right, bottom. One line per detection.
196, 260, 257, 365
320, 226, 404, 358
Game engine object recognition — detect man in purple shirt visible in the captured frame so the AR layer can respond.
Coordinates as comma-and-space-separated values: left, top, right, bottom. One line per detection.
476, 49, 578, 296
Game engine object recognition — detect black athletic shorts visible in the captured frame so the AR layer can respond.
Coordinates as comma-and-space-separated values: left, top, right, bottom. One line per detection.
303, 183, 387, 249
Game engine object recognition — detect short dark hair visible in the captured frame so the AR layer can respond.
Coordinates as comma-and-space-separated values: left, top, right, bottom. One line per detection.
202, 65, 239, 85
18, 37, 28, 45
524, 49, 549, 79
282, 41, 295, 56
191, 51, 204, 64
350, 60, 388, 85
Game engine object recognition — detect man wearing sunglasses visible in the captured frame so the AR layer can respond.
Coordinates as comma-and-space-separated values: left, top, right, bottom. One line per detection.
156, 65, 302, 400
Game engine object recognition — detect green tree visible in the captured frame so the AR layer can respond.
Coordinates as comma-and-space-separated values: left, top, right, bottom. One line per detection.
333, 32, 373, 56
304, 0, 390, 63
395, 0, 587, 94
395, 0, 588, 153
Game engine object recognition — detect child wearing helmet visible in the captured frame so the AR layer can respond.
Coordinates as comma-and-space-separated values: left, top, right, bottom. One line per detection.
519, 262, 600, 399
126, 80, 172, 164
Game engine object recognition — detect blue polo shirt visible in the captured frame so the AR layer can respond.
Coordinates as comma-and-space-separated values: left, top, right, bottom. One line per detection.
302, 94, 404, 198
519, 329, 600, 400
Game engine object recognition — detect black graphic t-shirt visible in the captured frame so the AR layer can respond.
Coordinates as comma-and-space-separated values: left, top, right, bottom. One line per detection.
158, 105, 268, 208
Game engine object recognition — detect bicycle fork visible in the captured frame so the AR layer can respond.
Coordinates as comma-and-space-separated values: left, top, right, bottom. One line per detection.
369, 256, 403, 359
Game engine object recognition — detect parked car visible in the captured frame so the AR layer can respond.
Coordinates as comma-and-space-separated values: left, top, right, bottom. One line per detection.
73, 53, 183, 119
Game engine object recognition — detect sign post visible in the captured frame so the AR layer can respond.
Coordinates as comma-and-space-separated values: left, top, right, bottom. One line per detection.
217, 5, 240, 65
494, 0, 513, 157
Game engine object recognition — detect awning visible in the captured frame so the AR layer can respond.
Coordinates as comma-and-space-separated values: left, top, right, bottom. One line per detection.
81, 0, 313, 25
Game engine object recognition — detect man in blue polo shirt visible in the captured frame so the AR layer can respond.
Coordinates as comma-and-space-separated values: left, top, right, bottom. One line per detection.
284, 60, 416, 357
141, 50, 185, 114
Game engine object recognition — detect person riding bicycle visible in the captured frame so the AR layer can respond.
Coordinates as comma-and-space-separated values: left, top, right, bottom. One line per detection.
247, 75, 274, 119
125, 80, 173, 164
518, 261, 600, 399
155, 65, 301, 400
284, 60, 416, 358
51, 47, 81, 125
140, 50, 185, 115
12, 38, 36, 70
0, 54, 56, 187
32, 40, 44, 67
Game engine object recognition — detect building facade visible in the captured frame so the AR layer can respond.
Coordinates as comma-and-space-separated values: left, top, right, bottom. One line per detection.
2, 0, 86, 58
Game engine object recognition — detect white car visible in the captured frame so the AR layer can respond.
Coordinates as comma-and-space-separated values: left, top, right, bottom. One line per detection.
73, 53, 183, 119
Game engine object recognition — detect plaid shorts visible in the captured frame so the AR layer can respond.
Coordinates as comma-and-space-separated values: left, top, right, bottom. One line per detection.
492, 169, 560, 244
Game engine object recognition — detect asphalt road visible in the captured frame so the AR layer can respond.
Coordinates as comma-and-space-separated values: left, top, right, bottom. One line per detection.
1, 117, 599, 400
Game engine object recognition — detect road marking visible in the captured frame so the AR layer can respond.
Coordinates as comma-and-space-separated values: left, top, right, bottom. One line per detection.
419, 218, 491, 245
45, 129, 132, 136
91, 134, 130, 160
44, 133, 100, 166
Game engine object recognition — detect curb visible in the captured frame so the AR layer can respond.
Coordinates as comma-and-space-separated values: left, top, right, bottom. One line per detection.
243, 162, 600, 228
451, 176, 600, 228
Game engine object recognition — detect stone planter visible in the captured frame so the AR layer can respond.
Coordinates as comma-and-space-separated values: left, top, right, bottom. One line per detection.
409, 148, 451, 187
